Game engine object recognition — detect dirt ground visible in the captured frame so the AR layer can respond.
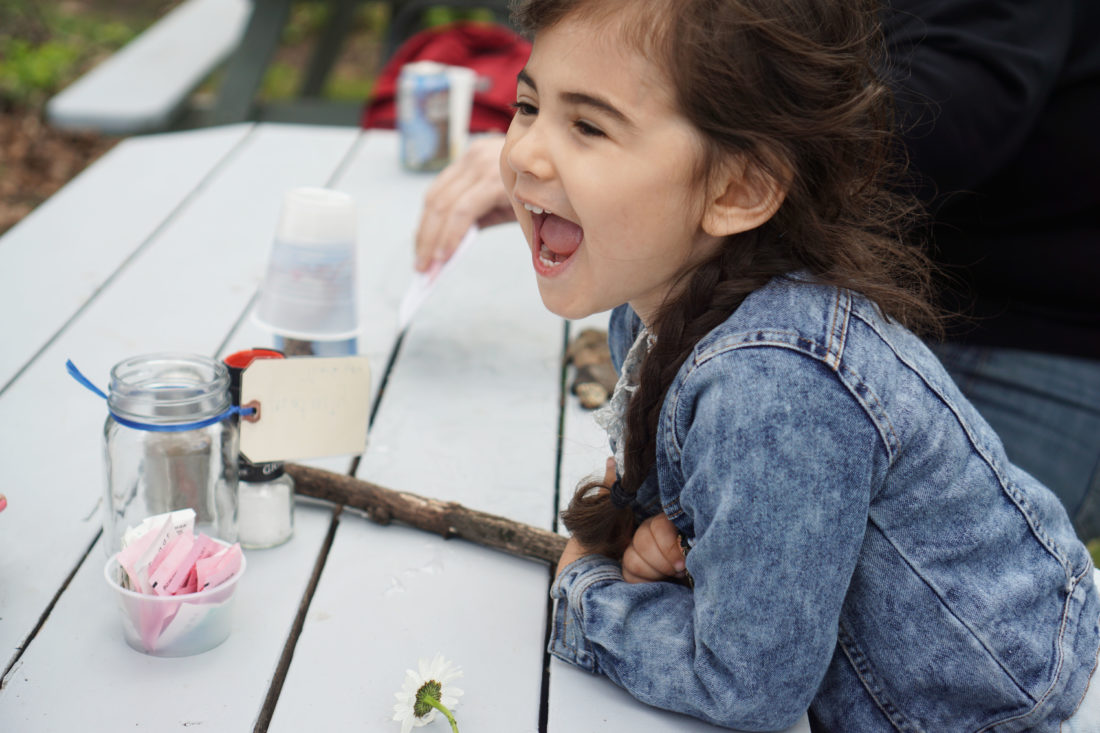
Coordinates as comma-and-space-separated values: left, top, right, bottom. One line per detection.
0, 0, 174, 235
0, 110, 118, 235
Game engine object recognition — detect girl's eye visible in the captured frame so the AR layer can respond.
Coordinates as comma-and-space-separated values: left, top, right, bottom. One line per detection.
511, 101, 537, 116
573, 120, 606, 138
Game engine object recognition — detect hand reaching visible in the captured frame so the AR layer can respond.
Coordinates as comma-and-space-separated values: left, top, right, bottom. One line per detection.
414, 134, 515, 271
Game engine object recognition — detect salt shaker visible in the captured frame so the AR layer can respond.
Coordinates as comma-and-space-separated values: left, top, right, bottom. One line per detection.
224, 349, 295, 549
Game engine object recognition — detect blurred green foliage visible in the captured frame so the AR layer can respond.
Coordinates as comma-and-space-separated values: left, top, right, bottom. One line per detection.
258, 1, 390, 102
421, 5, 496, 26
0, 0, 501, 112
0, 0, 143, 110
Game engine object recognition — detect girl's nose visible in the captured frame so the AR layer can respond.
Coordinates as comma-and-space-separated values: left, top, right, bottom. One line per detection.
505, 121, 554, 180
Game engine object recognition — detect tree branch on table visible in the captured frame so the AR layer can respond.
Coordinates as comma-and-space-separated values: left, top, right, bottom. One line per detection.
285, 463, 568, 566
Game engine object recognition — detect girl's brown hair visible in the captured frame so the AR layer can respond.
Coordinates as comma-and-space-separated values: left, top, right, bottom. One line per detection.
512, 0, 941, 558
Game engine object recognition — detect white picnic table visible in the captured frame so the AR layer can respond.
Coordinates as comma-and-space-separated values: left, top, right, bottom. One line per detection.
0, 124, 812, 732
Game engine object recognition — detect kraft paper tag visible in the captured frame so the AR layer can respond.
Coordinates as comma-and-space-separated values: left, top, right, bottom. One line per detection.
239, 356, 371, 463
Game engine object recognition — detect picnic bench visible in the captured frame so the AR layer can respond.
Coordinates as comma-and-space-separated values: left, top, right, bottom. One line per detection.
45, 0, 253, 135
45, 0, 515, 136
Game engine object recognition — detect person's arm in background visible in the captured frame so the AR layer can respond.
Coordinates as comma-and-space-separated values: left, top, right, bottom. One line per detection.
413, 134, 513, 271
882, 0, 1076, 200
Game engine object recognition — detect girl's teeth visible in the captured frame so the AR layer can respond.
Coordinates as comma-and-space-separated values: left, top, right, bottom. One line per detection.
539, 244, 563, 267
524, 203, 548, 215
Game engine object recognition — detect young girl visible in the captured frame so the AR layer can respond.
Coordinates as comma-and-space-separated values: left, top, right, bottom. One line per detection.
499, 0, 1100, 730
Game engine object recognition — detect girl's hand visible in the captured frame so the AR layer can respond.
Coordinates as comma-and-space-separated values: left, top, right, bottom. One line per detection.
413, 135, 515, 271
555, 457, 619, 578
555, 535, 589, 579
622, 513, 685, 583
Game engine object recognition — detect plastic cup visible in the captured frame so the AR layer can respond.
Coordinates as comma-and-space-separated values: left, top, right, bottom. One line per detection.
254, 187, 360, 347
104, 542, 246, 657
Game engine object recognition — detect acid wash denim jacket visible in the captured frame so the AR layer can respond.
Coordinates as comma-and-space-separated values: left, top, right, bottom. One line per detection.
549, 274, 1100, 732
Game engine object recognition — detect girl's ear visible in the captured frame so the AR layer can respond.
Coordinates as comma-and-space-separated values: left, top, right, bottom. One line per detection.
701, 158, 787, 238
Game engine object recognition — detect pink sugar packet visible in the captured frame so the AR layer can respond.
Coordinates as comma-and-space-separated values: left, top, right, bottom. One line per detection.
118, 517, 173, 594
147, 530, 186, 581
196, 543, 243, 592
149, 532, 194, 596
177, 566, 199, 595
138, 599, 183, 652
161, 534, 220, 595
117, 509, 196, 593
113, 509, 248, 597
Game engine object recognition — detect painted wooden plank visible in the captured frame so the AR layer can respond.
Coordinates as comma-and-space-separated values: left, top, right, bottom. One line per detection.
548, 318, 813, 732
353, 221, 565, 529
276, 173, 563, 727
0, 123, 250, 393
557, 313, 616, 536
0, 504, 334, 732
0, 125, 359, 706
45, 0, 252, 134
268, 512, 551, 732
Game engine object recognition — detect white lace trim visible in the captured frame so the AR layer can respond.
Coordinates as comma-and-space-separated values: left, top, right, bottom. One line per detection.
592, 327, 655, 476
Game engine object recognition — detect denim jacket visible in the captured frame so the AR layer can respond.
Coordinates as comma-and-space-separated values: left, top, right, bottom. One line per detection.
549, 275, 1099, 732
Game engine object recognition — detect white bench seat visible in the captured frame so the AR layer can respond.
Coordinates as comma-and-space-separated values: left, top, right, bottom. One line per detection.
46, 0, 252, 135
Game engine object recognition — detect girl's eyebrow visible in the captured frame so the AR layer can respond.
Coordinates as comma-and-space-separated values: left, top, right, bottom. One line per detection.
517, 68, 537, 90
516, 69, 634, 128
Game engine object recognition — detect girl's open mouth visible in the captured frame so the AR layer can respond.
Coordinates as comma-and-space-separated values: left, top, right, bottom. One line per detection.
528, 206, 583, 273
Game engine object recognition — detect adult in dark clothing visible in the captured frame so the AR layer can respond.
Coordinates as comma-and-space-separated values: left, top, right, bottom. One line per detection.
883, 0, 1100, 538
411, 0, 1100, 537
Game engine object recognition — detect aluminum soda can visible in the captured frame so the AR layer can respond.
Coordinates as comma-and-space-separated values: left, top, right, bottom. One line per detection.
397, 62, 476, 172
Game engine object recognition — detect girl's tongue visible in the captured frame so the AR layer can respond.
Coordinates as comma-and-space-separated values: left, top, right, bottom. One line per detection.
538, 213, 583, 261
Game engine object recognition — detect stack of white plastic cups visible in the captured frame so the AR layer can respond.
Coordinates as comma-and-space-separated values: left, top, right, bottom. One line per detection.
254, 187, 359, 356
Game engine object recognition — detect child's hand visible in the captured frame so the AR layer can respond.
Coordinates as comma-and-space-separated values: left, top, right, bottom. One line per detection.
555, 535, 590, 578
622, 513, 685, 583
555, 457, 618, 578
413, 135, 514, 272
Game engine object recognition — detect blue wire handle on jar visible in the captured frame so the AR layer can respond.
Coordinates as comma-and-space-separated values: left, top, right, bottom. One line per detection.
66, 359, 255, 433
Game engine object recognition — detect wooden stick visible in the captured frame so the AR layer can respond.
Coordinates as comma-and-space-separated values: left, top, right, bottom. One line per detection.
285, 463, 567, 566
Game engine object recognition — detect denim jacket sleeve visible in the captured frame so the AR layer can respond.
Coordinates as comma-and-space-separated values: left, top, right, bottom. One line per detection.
549, 345, 885, 730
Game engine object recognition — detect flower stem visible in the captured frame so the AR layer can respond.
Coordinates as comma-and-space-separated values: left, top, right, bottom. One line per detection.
422, 694, 459, 733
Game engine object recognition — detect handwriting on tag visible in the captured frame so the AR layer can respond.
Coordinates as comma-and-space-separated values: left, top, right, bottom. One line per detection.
239, 356, 371, 463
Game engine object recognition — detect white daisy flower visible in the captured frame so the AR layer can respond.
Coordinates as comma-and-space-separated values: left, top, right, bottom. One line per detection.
392, 654, 464, 733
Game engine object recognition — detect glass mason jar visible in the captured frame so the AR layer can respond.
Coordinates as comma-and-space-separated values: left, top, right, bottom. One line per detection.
103, 354, 239, 555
